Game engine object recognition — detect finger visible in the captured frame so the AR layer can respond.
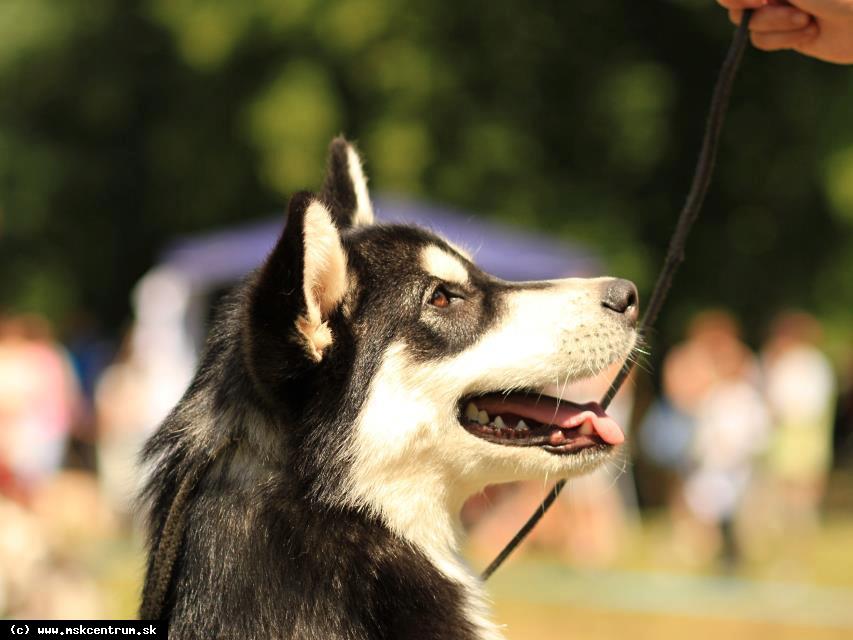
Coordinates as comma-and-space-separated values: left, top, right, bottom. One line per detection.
729, 9, 743, 25
751, 24, 819, 51
717, 0, 768, 9
748, 5, 812, 32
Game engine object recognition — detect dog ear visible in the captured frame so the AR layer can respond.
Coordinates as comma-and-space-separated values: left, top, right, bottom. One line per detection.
319, 136, 374, 229
248, 192, 348, 374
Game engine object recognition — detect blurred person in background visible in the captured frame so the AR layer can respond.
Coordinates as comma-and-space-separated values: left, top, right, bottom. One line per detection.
755, 311, 836, 557
63, 311, 115, 472
0, 312, 110, 618
0, 312, 82, 501
683, 312, 769, 570
95, 330, 157, 520
644, 311, 769, 568
95, 268, 198, 519
639, 315, 720, 530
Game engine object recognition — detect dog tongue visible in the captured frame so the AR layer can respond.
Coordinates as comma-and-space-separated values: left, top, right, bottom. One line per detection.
475, 395, 625, 445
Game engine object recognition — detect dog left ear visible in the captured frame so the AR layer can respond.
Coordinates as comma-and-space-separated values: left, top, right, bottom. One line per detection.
320, 136, 374, 229
248, 192, 348, 375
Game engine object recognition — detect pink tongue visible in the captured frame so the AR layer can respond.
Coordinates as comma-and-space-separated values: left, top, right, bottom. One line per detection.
475, 395, 625, 445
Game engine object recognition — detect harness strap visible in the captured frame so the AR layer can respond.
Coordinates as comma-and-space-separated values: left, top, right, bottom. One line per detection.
482, 10, 754, 581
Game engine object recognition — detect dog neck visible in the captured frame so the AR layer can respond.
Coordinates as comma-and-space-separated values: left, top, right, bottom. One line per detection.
334, 454, 503, 640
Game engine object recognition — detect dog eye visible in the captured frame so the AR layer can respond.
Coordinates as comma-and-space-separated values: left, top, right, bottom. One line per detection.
429, 286, 453, 309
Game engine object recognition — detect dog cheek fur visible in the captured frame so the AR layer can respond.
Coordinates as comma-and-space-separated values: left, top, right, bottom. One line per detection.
331, 279, 637, 593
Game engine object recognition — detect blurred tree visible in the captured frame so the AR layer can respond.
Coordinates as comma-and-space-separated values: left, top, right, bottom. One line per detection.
0, 0, 850, 355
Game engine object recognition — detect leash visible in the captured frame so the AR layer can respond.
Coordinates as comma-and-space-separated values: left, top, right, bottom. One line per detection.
481, 10, 754, 581
140, 436, 237, 620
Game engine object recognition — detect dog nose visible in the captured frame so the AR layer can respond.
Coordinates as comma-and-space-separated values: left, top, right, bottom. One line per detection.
601, 279, 639, 326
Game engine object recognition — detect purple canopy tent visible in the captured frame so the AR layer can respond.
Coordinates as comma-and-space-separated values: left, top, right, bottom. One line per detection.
158, 196, 601, 292
130, 196, 604, 398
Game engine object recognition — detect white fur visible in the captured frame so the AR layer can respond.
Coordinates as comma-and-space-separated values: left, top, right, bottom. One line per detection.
346, 146, 375, 226
339, 343, 503, 640
444, 239, 473, 262
338, 276, 637, 639
421, 245, 469, 286
299, 201, 348, 360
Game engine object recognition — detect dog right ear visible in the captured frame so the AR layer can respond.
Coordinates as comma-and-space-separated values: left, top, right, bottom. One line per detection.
246, 192, 348, 387
319, 137, 374, 229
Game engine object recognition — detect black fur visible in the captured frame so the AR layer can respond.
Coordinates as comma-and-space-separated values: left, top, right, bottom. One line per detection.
320, 137, 360, 229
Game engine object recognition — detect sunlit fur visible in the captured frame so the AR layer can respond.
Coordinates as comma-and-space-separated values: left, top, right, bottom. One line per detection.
297, 201, 348, 360
421, 245, 470, 286
345, 145, 374, 226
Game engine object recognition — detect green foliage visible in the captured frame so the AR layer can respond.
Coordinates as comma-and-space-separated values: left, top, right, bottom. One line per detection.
824, 147, 853, 224
0, 0, 850, 355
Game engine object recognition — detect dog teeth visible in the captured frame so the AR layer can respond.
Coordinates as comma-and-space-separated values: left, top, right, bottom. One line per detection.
579, 421, 594, 436
517, 420, 529, 431
477, 410, 489, 425
493, 416, 506, 429
465, 403, 479, 422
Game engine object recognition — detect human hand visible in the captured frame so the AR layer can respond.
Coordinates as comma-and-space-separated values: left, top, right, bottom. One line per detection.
717, 0, 853, 64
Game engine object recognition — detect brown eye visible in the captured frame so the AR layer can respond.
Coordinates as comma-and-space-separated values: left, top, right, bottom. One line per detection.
429, 286, 451, 308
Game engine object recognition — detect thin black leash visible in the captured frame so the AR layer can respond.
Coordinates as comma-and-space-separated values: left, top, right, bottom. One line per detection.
481, 10, 754, 581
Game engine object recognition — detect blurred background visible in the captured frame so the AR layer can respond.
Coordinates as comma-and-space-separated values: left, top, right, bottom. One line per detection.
1, 0, 852, 637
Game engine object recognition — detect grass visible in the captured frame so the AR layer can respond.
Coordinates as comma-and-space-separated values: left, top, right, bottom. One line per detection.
478, 513, 853, 639
494, 602, 851, 640
87, 512, 853, 638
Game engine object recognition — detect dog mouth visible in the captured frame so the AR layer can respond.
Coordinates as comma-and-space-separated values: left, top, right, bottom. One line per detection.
459, 391, 624, 455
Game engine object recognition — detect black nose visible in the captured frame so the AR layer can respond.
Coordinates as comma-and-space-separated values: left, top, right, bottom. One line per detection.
601, 278, 639, 325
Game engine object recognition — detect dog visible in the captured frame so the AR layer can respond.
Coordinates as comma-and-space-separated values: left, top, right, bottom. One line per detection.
139, 137, 639, 639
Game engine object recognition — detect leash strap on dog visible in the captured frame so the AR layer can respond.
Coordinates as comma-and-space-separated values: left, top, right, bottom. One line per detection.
140, 436, 236, 620
481, 11, 754, 582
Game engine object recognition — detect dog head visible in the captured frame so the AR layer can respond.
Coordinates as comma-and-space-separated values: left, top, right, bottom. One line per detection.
245, 137, 638, 515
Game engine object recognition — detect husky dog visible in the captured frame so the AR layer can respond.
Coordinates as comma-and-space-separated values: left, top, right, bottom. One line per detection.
140, 137, 638, 639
